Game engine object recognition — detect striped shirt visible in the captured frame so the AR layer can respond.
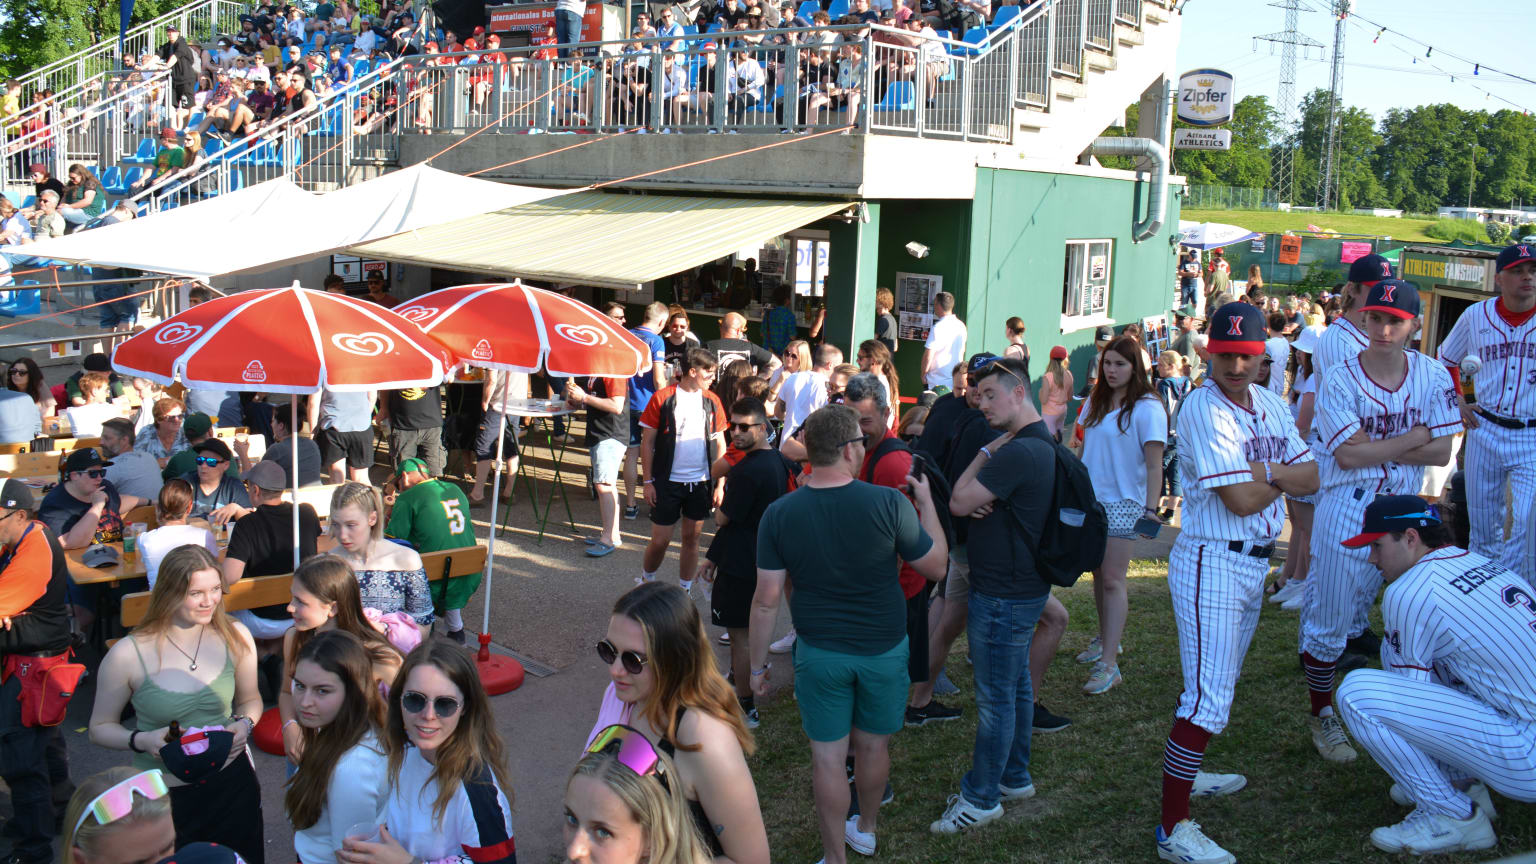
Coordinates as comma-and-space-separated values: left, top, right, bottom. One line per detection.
1315, 350, 1462, 494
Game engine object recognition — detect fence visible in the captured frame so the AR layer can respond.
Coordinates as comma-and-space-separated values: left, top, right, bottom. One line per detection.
0, 70, 173, 192
1185, 184, 1272, 211
1219, 232, 1403, 290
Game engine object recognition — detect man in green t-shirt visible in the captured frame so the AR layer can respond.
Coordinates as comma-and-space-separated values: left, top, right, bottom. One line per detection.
161, 413, 237, 481
386, 457, 477, 644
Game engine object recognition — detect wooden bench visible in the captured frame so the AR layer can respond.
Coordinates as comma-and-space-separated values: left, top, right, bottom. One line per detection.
119, 544, 489, 630
0, 451, 62, 477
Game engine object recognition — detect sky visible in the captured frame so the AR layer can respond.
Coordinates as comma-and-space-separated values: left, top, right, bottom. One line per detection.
1174, 0, 1535, 122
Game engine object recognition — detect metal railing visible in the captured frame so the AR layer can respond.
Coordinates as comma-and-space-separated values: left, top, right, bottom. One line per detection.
0, 70, 173, 192
1114, 0, 1143, 27
1085, 0, 1115, 51
16, 0, 247, 105
1051, 0, 1085, 78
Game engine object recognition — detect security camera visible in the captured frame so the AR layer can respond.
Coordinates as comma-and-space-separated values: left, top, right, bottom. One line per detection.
905, 241, 929, 259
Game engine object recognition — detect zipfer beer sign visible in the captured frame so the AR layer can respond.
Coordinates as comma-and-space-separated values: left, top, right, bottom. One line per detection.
1177, 68, 1236, 127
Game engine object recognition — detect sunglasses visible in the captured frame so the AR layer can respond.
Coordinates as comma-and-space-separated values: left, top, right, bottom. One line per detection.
163, 413, 185, 422
586, 724, 668, 780
729, 422, 761, 432
73, 769, 169, 836
596, 638, 649, 675
76, 468, 107, 479
9, 368, 25, 376
837, 435, 865, 449
985, 360, 1025, 385
401, 689, 461, 718
194, 456, 224, 467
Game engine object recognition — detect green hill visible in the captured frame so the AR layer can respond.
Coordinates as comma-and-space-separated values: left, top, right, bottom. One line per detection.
1181, 208, 1445, 244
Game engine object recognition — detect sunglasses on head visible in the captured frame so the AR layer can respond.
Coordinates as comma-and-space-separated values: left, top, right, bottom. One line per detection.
586, 724, 668, 781
401, 689, 461, 718
596, 638, 649, 675
73, 769, 169, 836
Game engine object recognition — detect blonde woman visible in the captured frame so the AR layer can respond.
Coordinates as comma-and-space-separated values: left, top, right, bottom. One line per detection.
88, 545, 264, 863
1038, 345, 1074, 440
329, 481, 433, 634
567, 727, 710, 864
62, 767, 175, 864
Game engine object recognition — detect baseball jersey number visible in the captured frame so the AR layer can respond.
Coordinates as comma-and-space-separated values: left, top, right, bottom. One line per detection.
441, 500, 466, 535
1527, 369, 1536, 385
1503, 585, 1536, 634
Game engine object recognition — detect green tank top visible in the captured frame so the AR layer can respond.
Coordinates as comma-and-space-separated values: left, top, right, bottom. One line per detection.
128, 635, 236, 771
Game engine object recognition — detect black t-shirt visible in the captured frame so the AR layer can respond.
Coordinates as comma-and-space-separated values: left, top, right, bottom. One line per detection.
944, 408, 1001, 546
707, 448, 797, 577
39, 480, 124, 544
965, 420, 1054, 599
706, 337, 774, 375
912, 392, 966, 461
386, 386, 442, 431
227, 502, 320, 578
158, 38, 199, 85
585, 377, 628, 445
874, 312, 898, 353
34, 178, 64, 202
663, 335, 701, 379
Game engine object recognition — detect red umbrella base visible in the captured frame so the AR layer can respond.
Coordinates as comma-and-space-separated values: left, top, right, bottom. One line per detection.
253, 706, 285, 756
475, 633, 525, 695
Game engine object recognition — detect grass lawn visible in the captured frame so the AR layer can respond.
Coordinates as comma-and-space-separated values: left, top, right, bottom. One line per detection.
745, 561, 1535, 864
1182, 209, 1445, 244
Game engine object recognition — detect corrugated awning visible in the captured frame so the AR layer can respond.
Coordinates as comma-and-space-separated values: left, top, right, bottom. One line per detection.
347, 191, 851, 287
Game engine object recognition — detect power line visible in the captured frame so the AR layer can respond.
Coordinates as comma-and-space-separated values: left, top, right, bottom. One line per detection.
1340, 15, 1534, 113
1347, 9, 1536, 88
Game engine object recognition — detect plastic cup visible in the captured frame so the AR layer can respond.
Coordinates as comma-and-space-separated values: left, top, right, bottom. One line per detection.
344, 822, 380, 844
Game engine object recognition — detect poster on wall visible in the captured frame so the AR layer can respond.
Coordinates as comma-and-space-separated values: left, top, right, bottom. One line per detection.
1141, 313, 1170, 357
1250, 236, 1266, 253
1339, 241, 1373, 264
895, 272, 942, 341
1277, 234, 1302, 266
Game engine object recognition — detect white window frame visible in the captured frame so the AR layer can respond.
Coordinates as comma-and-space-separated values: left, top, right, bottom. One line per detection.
1061, 238, 1115, 332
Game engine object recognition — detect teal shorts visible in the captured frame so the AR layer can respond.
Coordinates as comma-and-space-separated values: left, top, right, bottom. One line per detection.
793, 635, 910, 742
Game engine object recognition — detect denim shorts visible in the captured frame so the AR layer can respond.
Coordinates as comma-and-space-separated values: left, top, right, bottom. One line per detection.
793, 635, 909, 741
590, 438, 625, 486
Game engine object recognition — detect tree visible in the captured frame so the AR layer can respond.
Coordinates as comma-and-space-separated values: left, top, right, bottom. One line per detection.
1294, 88, 1382, 210
1169, 94, 1278, 190
0, 0, 185, 80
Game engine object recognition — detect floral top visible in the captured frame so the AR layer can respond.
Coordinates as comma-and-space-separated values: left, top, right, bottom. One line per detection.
134, 424, 188, 460
356, 567, 434, 627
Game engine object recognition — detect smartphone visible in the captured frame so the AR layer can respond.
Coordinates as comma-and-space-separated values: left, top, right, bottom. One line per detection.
1133, 516, 1161, 539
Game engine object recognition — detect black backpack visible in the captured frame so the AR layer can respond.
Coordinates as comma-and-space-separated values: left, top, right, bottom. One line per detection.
863, 437, 958, 548
1000, 438, 1107, 588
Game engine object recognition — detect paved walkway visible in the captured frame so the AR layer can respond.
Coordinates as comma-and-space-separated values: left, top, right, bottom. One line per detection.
20, 436, 1290, 864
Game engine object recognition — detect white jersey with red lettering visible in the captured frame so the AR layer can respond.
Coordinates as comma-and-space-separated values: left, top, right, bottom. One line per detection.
1434, 297, 1536, 575
1314, 351, 1463, 494
1175, 380, 1314, 545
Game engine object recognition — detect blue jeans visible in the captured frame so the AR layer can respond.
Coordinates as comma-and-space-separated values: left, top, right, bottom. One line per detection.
961, 590, 1048, 810
554, 9, 583, 57
93, 280, 138, 328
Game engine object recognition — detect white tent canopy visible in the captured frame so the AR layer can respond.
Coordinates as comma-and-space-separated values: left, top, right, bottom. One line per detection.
7, 165, 571, 280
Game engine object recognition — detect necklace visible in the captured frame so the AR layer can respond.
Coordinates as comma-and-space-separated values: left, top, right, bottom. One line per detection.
165, 625, 205, 671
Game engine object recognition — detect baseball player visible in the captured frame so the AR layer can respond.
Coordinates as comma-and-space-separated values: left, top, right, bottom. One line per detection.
1334, 495, 1536, 855
1301, 279, 1462, 763
1315, 253, 1393, 377
1156, 302, 1318, 864
1436, 243, 1536, 575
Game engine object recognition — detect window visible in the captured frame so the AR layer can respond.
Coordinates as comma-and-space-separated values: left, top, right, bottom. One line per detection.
791, 232, 831, 297
1062, 239, 1113, 326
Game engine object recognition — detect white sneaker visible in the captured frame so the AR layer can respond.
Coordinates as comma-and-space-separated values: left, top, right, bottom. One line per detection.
1083, 661, 1122, 695
844, 815, 875, 856
1389, 782, 1497, 820
1308, 713, 1357, 763
1192, 771, 1247, 798
717, 631, 731, 645
770, 629, 797, 654
1156, 820, 1235, 864
1268, 580, 1303, 605
929, 793, 1003, 834
998, 781, 1035, 801
679, 579, 694, 597
1369, 805, 1496, 854
1280, 592, 1304, 611
1075, 636, 1124, 664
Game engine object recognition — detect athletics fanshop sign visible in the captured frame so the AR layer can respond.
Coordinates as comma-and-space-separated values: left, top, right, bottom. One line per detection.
1177, 69, 1236, 127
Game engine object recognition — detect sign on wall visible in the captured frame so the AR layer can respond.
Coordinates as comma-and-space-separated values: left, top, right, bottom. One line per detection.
1339, 241, 1373, 264
896, 272, 942, 342
1173, 128, 1232, 150
487, 1, 604, 39
1176, 68, 1236, 127
1142, 314, 1170, 357
1277, 234, 1302, 266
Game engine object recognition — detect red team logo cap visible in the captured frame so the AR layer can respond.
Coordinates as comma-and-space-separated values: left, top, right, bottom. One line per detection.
1346, 253, 1394, 286
1205, 302, 1266, 355
1341, 494, 1441, 547
1359, 278, 1420, 321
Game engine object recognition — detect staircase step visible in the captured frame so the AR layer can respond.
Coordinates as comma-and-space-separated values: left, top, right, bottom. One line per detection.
1145, 3, 1171, 24
1115, 23, 1145, 46
1016, 108, 1053, 131
1053, 79, 1088, 100
1086, 50, 1116, 72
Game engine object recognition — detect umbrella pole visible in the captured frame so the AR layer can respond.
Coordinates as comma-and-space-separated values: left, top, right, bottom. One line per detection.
292, 398, 301, 571
476, 371, 524, 695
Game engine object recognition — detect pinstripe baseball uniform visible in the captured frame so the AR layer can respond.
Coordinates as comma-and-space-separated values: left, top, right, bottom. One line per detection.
1337, 547, 1536, 817
1302, 352, 1463, 663
1308, 315, 1370, 484
1171, 381, 1313, 733
1436, 297, 1536, 575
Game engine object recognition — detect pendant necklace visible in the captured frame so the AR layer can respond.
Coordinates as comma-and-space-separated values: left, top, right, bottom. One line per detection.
166, 625, 205, 671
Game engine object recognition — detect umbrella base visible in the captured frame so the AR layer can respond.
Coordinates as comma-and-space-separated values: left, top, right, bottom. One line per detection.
252, 706, 285, 756
475, 632, 526, 695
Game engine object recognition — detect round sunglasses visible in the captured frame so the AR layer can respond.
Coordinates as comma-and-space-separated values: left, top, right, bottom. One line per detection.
401, 689, 460, 718
596, 638, 649, 675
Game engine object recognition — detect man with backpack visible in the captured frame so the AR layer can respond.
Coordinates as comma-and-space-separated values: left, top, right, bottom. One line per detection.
929, 355, 1059, 834
1155, 302, 1317, 864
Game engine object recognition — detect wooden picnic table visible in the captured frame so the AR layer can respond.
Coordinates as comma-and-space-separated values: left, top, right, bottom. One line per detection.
68, 523, 335, 587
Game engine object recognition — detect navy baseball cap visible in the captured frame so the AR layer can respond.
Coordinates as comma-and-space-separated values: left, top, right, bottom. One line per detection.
63, 448, 112, 474
0, 478, 32, 510
1359, 278, 1420, 321
1341, 494, 1441, 547
966, 352, 999, 374
1496, 243, 1535, 273
1347, 253, 1394, 285
1205, 302, 1267, 356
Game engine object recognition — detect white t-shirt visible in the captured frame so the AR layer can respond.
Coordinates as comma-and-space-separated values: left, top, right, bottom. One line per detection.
1079, 395, 1169, 503
779, 370, 827, 436
385, 747, 516, 864
668, 388, 710, 483
924, 314, 968, 389
1264, 336, 1289, 396
484, 370, 530, 414
1290, 369, 1315, 429
295, 732, 389, 864
139, 524, 217, 587
65, 402, 120, 438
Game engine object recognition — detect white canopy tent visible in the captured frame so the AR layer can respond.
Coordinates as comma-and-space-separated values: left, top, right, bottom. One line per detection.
6, 165, 572, 279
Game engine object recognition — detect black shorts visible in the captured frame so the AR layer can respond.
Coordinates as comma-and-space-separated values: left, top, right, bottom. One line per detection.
172, 79, 197, 108
316, 427, 374, 470
906, 583, 932, 684
650, 478, 711, 526
710, 567, 756, 629
628, 408, 643, 447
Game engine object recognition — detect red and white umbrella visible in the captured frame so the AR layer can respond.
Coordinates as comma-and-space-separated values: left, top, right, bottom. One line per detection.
393, 280, 649, 378
113, 284, 453, 570
115, 284, 453, 393
392, 281, 648, 693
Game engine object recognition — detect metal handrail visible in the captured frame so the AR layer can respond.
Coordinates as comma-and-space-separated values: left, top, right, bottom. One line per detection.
0, 70, 174, 191
15, 0, 246, 104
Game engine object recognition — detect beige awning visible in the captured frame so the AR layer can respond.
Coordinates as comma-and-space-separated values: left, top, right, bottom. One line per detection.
347, 191, 851, 287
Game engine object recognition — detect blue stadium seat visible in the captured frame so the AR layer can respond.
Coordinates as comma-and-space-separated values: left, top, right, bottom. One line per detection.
873, 80, 915, 110
99, 166, 122, 194
824, 0, 849, 18
796, 0, 819, 19
19, 196, 33, 210
123, 137, 157, 165
122, 166, 146, 190
0, 281, 41, 317
991, 4, 1021, 27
